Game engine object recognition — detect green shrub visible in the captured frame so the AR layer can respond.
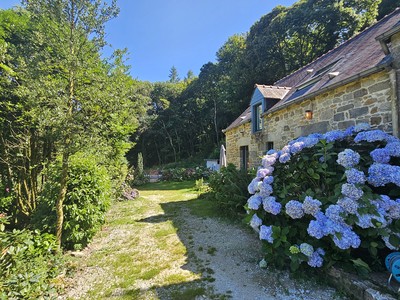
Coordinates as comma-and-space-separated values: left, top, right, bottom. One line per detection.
0, 223, 62, 299
32, 153, 111, 250
195, 178, 209, 195
161, 167, 212, 182
137, 152, 144, 176
204, 164, 253, 218
125, 166, 149, 186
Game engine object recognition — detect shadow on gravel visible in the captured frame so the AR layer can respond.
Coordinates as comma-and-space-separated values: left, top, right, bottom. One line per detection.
137, 198, 223, 299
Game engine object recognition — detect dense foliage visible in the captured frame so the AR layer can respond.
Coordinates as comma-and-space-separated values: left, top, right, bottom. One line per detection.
203, 164, 253, 218
161, 167, 212, 182
0, 1, 141, 294
0, 215, 62, 299
32, 153, 111, 250
246, 124, 400, 273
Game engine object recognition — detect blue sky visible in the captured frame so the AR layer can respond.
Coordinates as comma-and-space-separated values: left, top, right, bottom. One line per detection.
1, 0, 297, 82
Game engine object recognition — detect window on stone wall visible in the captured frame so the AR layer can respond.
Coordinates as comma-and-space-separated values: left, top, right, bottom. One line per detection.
253, 103, 262, 132
240, 146, 249, 171
266, 141, 274, 151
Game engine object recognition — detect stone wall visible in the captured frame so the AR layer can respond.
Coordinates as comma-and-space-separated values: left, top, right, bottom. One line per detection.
225, 121, 268, 169
225, 70, 393, 169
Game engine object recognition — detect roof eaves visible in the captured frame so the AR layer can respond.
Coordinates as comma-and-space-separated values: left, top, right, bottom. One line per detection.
222, 118, 251, 133
265, 60, 391, 115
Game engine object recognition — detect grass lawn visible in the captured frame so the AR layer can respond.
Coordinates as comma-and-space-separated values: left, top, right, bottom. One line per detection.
64, 181, 225, 300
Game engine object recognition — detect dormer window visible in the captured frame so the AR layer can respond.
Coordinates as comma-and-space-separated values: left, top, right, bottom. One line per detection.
249, 85, 290, 133
253, 103, 262, 132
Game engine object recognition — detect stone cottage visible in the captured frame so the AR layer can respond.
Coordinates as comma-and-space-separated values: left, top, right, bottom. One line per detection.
224, 8, 400, 170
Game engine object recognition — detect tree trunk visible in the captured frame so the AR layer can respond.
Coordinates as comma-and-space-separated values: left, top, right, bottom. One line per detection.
55, 1, 75, 248
213, 98, 219, 145
161, 120, 177, 162
55, 151, 69, 248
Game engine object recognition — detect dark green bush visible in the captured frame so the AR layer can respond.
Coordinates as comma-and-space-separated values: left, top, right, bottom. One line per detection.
124, 166, 149, 187
32, 153, 111, 250
161, 167, 212, 182
0, 223, 62, 299
204, 164, 253, 218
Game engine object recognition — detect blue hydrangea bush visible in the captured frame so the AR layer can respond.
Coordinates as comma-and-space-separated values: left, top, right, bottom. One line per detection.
246, 123, 400, 272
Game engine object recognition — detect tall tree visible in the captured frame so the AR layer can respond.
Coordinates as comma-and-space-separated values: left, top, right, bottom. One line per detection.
19, 0, 141, 247
0, 9, 42, 224
168, 65, 180, 83
168, 66, 181, 83
184, 70, 195, 82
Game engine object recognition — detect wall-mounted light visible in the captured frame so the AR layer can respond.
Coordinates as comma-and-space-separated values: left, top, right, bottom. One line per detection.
305, 110, 313, 120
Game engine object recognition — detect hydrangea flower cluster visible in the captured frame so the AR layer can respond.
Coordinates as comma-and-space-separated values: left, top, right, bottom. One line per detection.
368, 163, 400, 187
341, 183, 363, 200
354, 129, 391, 143
289, 245, 300, 254
308, 248, 325, 267
250, 214, 263, 232
259, 225, 273, 243
300, 243, 314, 256
336, 149, 360, 168
294, 243, 325, 267
345, 169, 366, 185
285, 200, 304, 219
302, 196, 322, 216
246, 123, 400, 270
263, 196, 282, 215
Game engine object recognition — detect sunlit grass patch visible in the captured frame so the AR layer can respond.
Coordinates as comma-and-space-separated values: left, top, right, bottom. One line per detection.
64, 180, 223, 299
154, 223, 177, 238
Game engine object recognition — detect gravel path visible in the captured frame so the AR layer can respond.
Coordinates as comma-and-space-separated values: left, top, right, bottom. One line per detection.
60, 189, 346, 300
171, 208, 344, 300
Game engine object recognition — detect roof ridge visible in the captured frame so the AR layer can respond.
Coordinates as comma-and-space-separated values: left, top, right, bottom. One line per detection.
274, 8, 400, 85
256, 84, 292, 89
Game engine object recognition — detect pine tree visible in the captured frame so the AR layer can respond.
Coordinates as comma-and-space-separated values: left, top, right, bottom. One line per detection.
168, 66, 180, 83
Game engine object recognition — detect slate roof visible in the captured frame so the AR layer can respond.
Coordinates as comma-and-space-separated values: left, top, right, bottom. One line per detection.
224, 8, 400, 132
254, 84, 291, 99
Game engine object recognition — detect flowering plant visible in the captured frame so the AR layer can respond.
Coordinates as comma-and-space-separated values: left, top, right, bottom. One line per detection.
246, 123, 400, 272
